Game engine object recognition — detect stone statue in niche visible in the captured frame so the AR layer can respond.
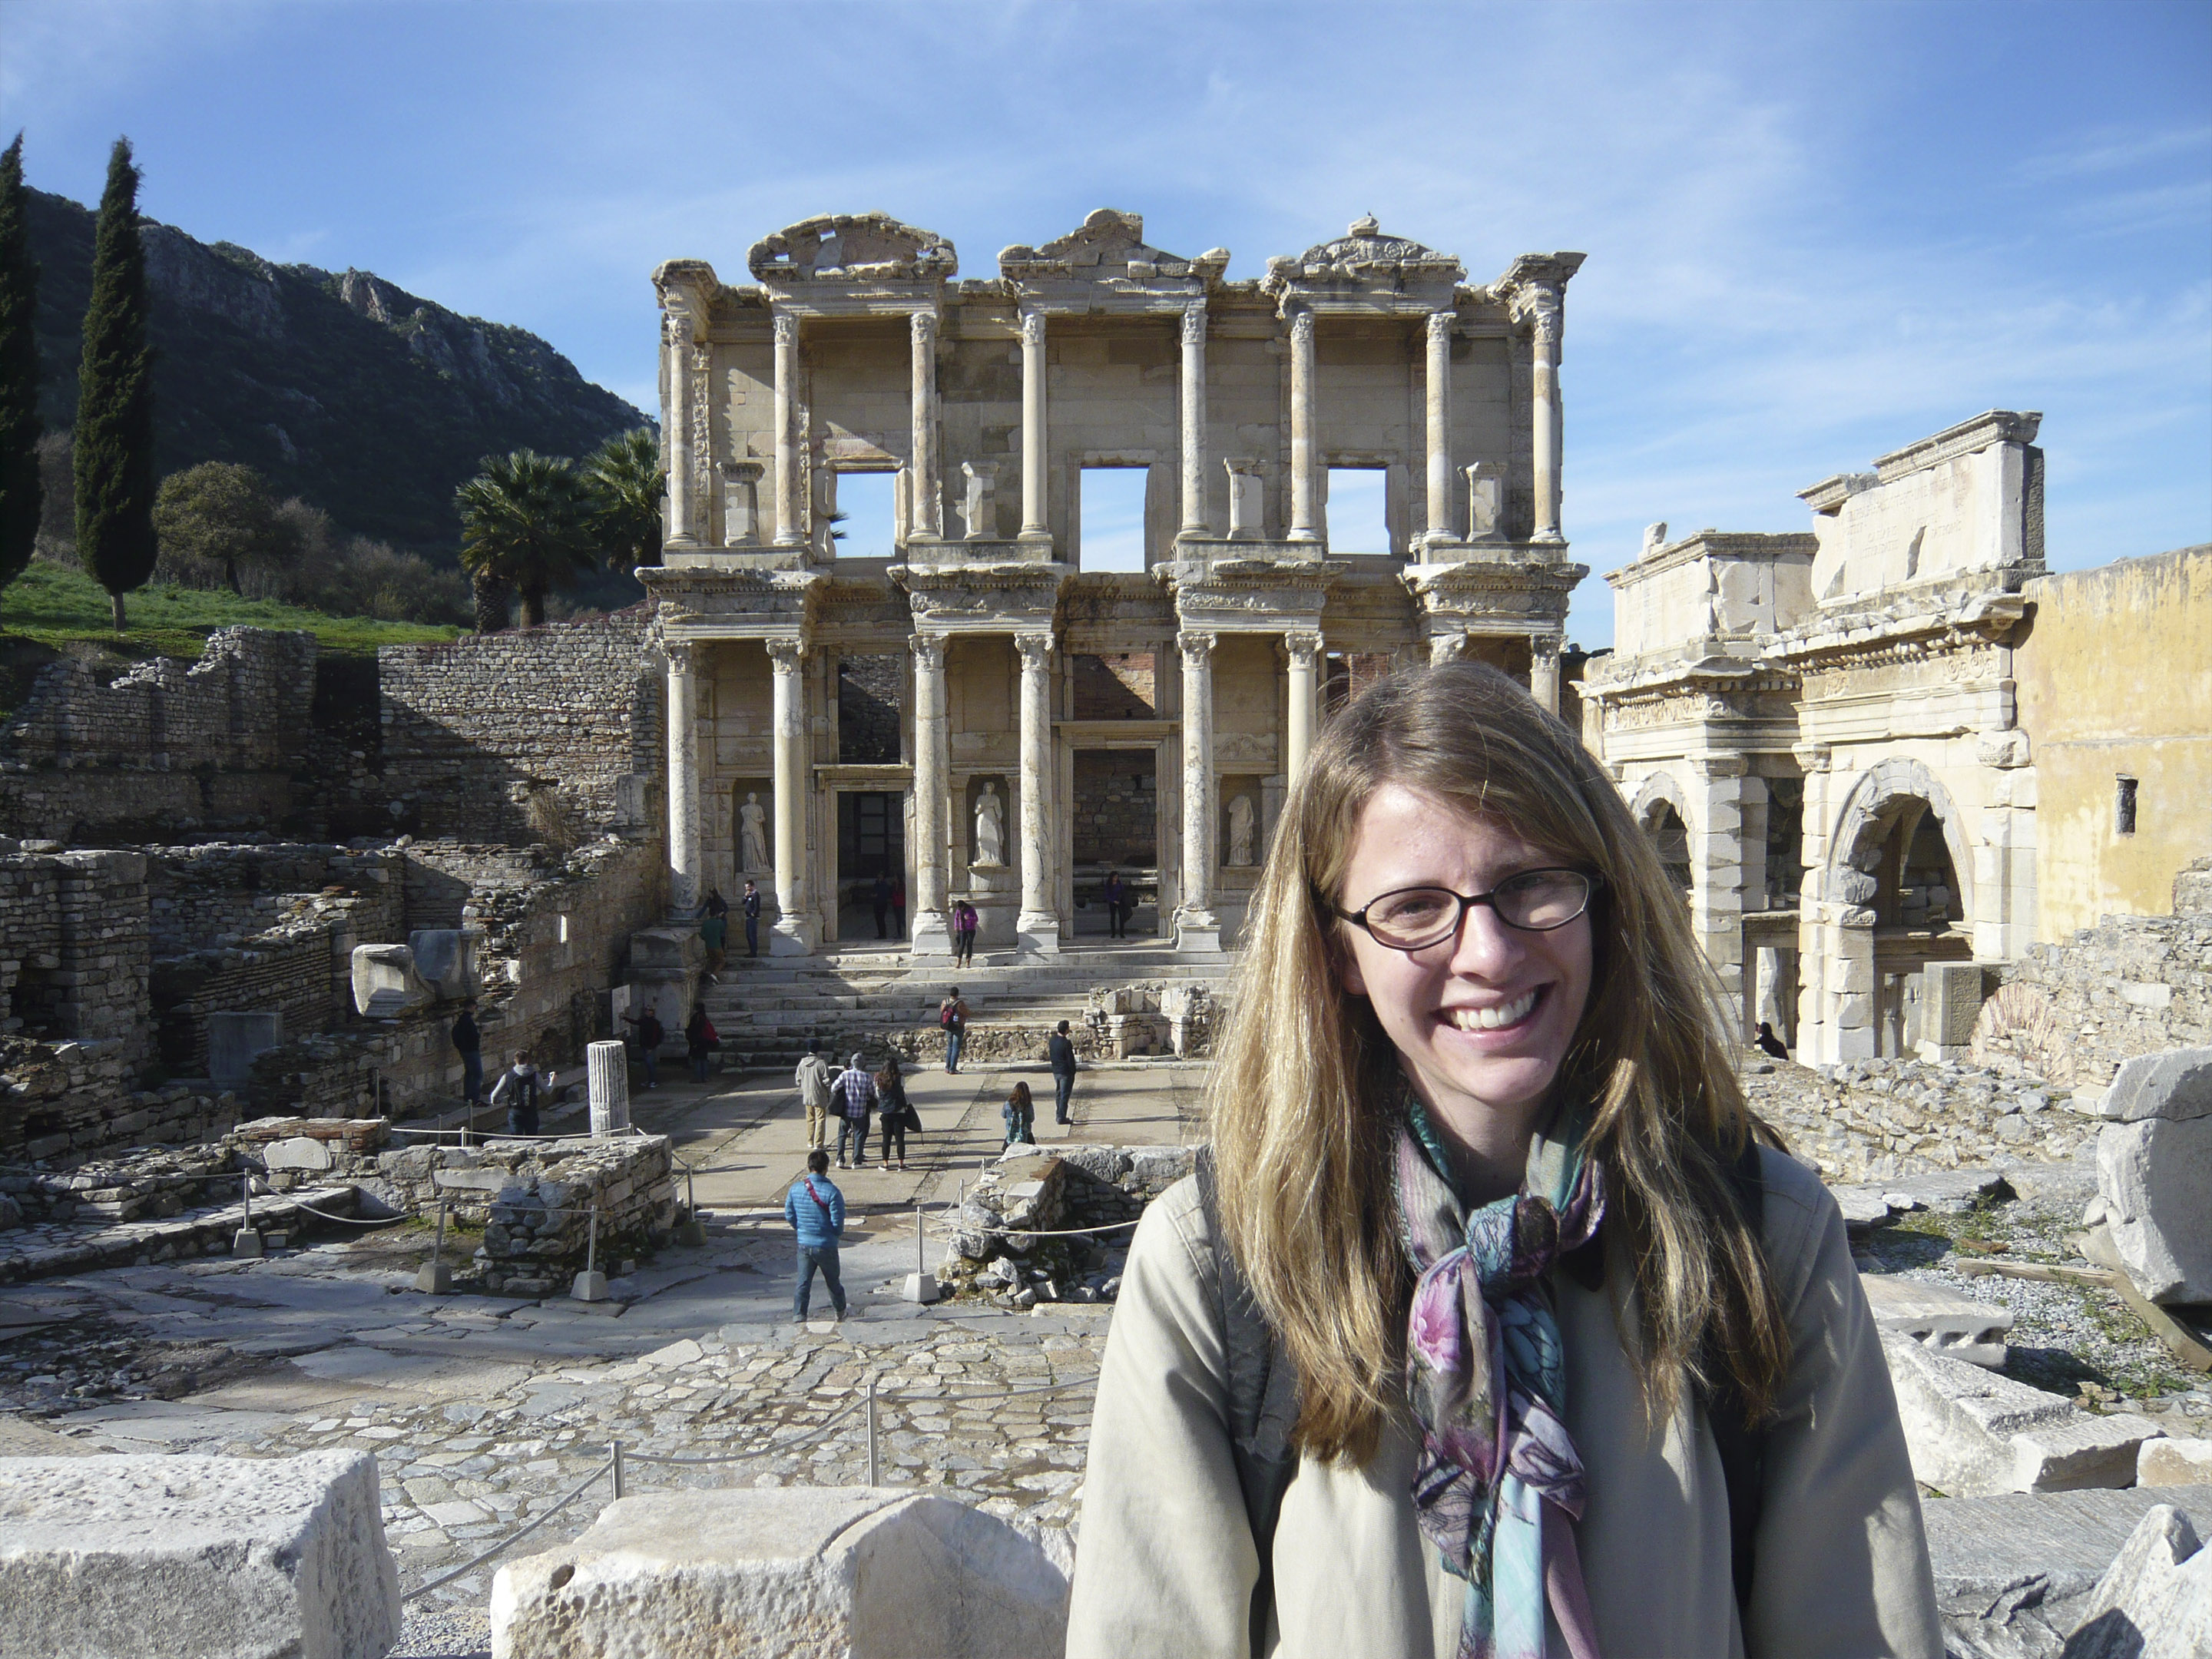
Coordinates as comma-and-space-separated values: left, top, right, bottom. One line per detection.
1227, 793, 1257, 868
973, 780, 1006, 867
739, 793, 771, 873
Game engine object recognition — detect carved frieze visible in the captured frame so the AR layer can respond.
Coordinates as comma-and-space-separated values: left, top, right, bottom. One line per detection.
749, 214, 956, 284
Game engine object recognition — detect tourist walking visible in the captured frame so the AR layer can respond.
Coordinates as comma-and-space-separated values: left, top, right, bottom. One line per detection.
784, 1149, 847, 1321
833, 1051, 877, 1168
1048, 1018, 1078, 1125
794, 1040, 833, 1150
939, 988, 970, 1074
952, 898, 979, 966
743, 879, 763, 958
684, 1002, 717, 1084
488, 1051, 554, 1139
621, 1004, 663, 1089
876, 1061, 919, 1171
1103, 870, 1125, 939
1002, 1079, 1036, 1147
698, 891, 727, 980
872, 873, 892, 939
890, 876, 906, 940
451, 998, 482, 1111
1066, 662, 1940, 1658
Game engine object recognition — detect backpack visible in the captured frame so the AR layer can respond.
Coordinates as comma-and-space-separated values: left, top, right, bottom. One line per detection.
941, 1002, 955, 1029
1194, 1139, 1768, 1654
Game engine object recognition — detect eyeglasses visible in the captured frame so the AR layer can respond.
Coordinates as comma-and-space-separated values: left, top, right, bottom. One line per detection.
1334, 869, 1599, 951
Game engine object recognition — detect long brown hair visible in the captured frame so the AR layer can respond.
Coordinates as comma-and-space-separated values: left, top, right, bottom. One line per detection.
1209, 662, 1788, 1462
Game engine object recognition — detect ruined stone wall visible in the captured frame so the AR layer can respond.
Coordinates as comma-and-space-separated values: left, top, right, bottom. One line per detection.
147, 843, 401, 954
1971, 860, 2212, 1090
0, 630, 317, 843
377, 609, 660, 844
0, 848, 151, 1061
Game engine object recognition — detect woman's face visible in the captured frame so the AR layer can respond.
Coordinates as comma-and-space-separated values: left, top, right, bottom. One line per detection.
1333, 783, 1595, 1131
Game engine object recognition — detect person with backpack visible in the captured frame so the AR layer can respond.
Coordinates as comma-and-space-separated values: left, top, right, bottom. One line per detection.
952, 898, 979, 967
1065, 664, 1938, 1659
488, 1051, 555, 1139
783, 1148, 846, 1321
876, 1060, 919, 1171
794, 1040, 833, 1150
939, 988, 969, 1075
832, 1051, 876, 1169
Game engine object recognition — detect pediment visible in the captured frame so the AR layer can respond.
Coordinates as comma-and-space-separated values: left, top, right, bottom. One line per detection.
999, 208, 1226, 283
748, 214, 957, 284
1273, 216, 1465, 283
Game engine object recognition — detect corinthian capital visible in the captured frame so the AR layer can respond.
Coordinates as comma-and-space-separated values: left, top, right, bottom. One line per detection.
1015, 631, 1055, 672
773, 310, 800, 347
1426, 310, 1455, 348
1020, 307, 1048, 349
1283, 629, 1323, 670
910, 308, 938, 346
1286, 306, 1315, 349
664, 639, 695, 675
911, 633, 946, 675
765, 637, 806, 674
1181, 304, 1207, 348
1178, 629, 1217, 665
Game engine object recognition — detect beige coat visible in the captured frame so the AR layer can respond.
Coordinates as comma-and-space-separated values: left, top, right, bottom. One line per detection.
1067, 1148, 1941, 1658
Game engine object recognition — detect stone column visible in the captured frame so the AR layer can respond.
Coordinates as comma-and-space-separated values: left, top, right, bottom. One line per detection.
1019, 307, 1049, 540
1528, 636, 1561, 714
1527, 286, 1565, 542
1688, 754, 1748, 1036
773, 311, 803, 547
1176, 630, 1220, 952
1286, 306, 1319, 542
664, 314, 698, 545
1284, 629, 1321, 784
1428, 628, 1467, 667
664, 641, 700, 916
767, 637, 814, 954
1015, 631, 1060, 954
1424, 310, 1454, 548
909, 634, 952, 956
909, 310, 941, 540
1178, 303, 1208, 538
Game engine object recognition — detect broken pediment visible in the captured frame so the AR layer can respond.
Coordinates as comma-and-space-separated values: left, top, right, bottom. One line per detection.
998, 208, 1228, 283
747, 214, 957, 284
1270, 215, 1466, 284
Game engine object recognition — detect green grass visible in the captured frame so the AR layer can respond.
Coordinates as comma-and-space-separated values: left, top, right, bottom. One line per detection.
1, 558, 462, 664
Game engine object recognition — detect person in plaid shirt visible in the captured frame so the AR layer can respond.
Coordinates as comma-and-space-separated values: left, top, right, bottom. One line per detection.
833, 1051, 878, 1169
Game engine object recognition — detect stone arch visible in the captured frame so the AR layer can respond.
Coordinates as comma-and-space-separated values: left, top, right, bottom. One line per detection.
1823, 757, 1976, 926
1630, 770, 1694, 899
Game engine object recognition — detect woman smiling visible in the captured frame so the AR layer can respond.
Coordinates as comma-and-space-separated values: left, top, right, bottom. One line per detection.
1066, 663, 1938, 1659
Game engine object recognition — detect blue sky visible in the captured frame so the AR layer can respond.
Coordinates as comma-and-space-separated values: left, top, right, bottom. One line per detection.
5, 0, 2207, 645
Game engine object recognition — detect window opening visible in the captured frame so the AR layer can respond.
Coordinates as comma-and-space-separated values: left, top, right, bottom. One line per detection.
2116, 775, 2138, 836
1325, 468, 1389, 555
837, 655, 902, 763
830, 472, 896, 558
1080, 469, 1149, 571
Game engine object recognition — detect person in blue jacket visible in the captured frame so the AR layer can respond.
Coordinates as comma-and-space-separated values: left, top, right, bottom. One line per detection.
783, 1147, 847, 1320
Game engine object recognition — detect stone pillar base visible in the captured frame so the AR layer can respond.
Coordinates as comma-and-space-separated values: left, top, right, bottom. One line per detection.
1015, 914, 1061, 955
908, 912, 953, 957
1175, 911, 1221, 954
769, 917, 817, 957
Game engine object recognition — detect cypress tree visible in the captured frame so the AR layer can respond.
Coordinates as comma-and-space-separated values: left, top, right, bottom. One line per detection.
75, 137, 157, 632
0, 132, 41, 600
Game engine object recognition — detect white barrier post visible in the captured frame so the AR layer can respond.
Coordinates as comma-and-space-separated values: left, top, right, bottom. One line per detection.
572, 1204, 609, 1301
902, 1204, 938, 1304
233, 1173, 263, 1258
866, 1372, 882, 1486
416, 1200, 452, 1293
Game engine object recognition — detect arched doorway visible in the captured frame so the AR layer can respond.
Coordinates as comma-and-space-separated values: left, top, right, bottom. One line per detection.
1826, 760, 1975, 1059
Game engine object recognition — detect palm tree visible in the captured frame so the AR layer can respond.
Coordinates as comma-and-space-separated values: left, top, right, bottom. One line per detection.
454, 449, 597, 629
583, 427, 665, 572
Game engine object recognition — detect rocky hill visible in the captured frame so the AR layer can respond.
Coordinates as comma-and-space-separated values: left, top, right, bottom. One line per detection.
25, 187, 649, 554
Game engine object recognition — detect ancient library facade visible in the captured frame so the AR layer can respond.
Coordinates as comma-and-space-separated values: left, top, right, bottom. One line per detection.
641, 209, 1587, 956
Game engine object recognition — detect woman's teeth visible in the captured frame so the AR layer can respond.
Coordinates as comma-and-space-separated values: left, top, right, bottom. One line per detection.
1446, 990, 1538, 1031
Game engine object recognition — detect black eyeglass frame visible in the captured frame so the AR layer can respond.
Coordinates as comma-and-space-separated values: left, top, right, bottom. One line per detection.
1331, 868, 1602, 952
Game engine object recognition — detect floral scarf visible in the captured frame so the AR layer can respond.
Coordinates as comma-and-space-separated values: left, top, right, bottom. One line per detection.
1396, 1094, 1607, 1659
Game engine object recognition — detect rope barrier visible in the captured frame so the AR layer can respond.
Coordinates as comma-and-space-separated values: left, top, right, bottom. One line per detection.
929, 1217, 1141, 1239
401, 1454, 614, 1603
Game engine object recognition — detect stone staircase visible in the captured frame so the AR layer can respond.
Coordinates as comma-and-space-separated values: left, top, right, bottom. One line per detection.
697, 943, 1236, 1071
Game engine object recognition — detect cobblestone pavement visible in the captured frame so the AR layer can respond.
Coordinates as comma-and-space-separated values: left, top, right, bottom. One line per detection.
4, 1050, 2208, 1657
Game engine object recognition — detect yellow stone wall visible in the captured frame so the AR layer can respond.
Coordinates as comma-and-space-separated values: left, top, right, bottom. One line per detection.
2017, 545, 2212, 939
